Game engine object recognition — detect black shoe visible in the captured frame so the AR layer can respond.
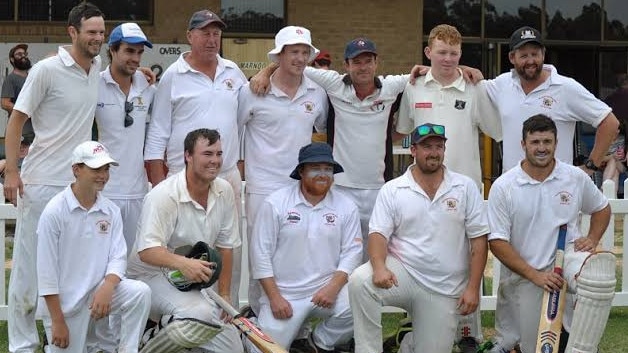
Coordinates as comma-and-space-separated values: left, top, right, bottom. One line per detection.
290, 337, 316, 353
458, 337, 479, 353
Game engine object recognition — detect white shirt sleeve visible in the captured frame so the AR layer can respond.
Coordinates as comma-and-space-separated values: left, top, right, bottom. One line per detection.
314, 93, 329, 133
337, 204, 363, 275
368, 183, 396, 239
215, 184, 241, 249
250, 198, 279, 279
144, 70, 174, 161
562, 79, 612, 128
304, 67, 344, 90
487, 180, 512, 242
13, 59, 52, 117
579, 169, 610, 214
474, 81, 503, 142
106, 207, 127, 279
463, 179, 490, 238
237, 83, 255, 135
395, 83, 415, 134
136, 188, 177, 252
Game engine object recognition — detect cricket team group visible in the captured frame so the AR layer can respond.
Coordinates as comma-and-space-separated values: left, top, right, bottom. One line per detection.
1, 2, 621, 353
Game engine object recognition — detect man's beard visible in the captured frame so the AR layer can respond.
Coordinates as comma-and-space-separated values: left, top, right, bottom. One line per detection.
13, 58, 32, 71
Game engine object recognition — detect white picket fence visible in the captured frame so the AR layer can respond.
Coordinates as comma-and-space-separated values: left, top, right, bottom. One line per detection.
0, 179, 625, 320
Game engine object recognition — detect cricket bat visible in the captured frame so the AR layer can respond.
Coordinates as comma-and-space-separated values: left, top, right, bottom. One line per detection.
536, 224, 568, 353
201, 288, 289, 353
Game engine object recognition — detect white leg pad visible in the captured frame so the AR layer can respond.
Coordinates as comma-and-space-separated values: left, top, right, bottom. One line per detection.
139, 315, 223, 353
565, 252, 616, 353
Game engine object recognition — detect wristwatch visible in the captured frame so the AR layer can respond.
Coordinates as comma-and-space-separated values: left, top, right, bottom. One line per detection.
584, 159, 600, 171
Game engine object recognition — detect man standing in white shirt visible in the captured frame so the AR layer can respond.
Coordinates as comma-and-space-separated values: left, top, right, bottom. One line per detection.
144, 9, 247, 306
95, 22, 156, 253
484, 26, 619, 173
486, 115, 615, 353
248, 142, 362, 353
3, 4, 105, 352
238, 25, 328, 313
37, 141, 151, 353
349, 123, 488, 353
128, 129, 244, 353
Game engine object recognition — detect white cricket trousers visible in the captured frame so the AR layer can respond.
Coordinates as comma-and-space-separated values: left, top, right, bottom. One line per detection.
493, 245, 589, 353
9, 184, 64, 353
42, 278, 151, 353
247, 286, 354, 352
349, 256, 459, 353
137, 272, 244, 353
333, 185, 379, 262
244, 191, 270, 315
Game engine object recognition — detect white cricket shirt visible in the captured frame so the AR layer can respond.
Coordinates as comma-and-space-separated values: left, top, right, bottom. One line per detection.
14, 46, 101, 185
304, 67, 408, 189
144, 53, 247, 175
250, 183, 363, 300
484, 65, 611, 172
96, 67, 156, 199
127, 170, 241, 277
369, 165, 489, 297
238, 76, 328, 194
396, 70, 502, 189
487, 159, 608, 270
37, 186, 126, 315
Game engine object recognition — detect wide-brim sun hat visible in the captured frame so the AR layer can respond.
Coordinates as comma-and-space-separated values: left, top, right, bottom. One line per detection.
268, 26, 319, 63
290, 142, 343, 180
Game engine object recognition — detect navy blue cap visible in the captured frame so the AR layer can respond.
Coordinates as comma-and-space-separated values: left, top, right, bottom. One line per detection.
509, 26, 543, 51
344, 37, 377, 60
290, 143, 344, 180
188, 10, 226, 30
108, 23, 152, 48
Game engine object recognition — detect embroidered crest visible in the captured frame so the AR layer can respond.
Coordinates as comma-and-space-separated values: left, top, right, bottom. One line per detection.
96, 220, 110, 234
556, 191, 572, 205
296, 28, 304, 35
541, 96, 556, 109
223, 79, 234, 90
357, 40, 366, 47
287, 211, 301, 224
136, 97, 144, 106
301, 101, 314, 113
443, 198, 458, 212
454, 100, 466, 110
323, 213, 337, 225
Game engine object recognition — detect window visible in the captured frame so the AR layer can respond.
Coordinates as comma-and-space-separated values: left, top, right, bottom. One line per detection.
221, 0, 284, 34
484, 0, 542, 39
1, 0, 152, 22
546, 0, 602, 41
423, 0, 482, 37
604, 0, 628, 40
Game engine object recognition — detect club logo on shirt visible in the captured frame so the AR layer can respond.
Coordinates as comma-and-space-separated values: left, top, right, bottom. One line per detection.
136, 96, 144, 106
541, 96, 557, 109
287, 211, 301, 224
223, 78, 234, 90
301, 101, 314, 113
415, 102, 432, 109
96, 220, 110, 234
323, 213, 337, 226
443, 198, 458, 212
454, 100, 466, 110
370, 100, 385, 112
556, 191, 572, 205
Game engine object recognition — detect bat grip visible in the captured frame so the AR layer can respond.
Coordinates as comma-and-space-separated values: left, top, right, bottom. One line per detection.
202, 288, 240, 318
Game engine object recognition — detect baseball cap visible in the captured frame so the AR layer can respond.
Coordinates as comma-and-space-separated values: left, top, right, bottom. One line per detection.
314, 50, 332, 63
509, 26, 543, 51
344, 37, 377, 60
268, 26, 319, 63
72, 141, 119, 168
290, 143, 344, 180
411, 123, 447, 145
108, 23, 153, 48
188, 10, 226, 31
9, 43, 28, 58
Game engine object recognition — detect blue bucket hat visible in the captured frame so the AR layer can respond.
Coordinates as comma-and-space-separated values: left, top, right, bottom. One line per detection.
290, 143, 344, 180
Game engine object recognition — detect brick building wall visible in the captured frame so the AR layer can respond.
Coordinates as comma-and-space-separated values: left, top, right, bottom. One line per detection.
0, 0, 423, 74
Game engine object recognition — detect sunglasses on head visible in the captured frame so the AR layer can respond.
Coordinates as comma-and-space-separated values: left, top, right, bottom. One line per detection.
124, 101, 134, 128
415, 124, 445, 138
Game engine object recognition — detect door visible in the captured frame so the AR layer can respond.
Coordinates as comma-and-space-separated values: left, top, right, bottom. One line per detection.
222, 38, 275, 79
